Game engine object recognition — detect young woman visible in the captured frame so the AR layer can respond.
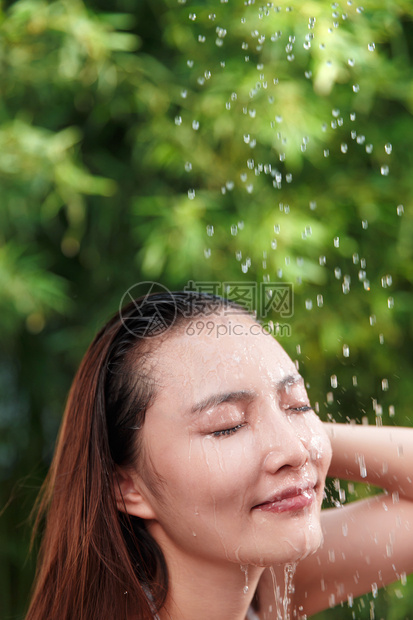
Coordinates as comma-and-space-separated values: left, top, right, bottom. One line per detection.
26, 292, 413, 620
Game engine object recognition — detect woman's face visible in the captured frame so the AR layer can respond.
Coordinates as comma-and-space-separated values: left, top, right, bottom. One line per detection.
136, 314, 332, 568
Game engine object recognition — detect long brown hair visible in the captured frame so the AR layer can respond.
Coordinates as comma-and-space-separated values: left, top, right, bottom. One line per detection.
26, 292, 247, 620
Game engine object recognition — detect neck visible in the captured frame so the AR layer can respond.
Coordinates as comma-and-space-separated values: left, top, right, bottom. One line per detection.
157, 551, 264, 620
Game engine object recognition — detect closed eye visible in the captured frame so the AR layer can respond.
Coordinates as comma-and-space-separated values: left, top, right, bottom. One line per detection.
212, 424, 245, 437
289, 405, 313, 412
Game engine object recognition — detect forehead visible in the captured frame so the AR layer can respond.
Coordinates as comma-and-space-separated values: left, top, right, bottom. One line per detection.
149, 315, 297, 398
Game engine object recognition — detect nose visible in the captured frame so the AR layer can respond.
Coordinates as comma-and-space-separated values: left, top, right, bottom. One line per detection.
259, 407, 309, 474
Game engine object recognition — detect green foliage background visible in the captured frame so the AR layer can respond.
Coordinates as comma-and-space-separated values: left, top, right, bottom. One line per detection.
0, 0, 412, 618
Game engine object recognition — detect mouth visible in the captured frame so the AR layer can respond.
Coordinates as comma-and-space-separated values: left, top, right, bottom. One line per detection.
252, 484, 316, 514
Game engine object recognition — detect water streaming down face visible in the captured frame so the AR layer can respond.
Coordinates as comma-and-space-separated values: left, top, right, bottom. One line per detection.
137, 315, 331, 574
165, 0, 412, 616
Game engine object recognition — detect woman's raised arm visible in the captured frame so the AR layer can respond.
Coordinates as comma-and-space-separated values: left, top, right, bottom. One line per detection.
292, 423, 413, 616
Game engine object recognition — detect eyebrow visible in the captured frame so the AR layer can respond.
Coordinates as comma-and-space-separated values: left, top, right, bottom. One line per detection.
188, 374, 303, 416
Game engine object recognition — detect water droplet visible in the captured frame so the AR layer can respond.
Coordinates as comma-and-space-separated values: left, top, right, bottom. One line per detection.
309, 200, 317, 210
238, 221, 244, 230
381, 165, 389, 176
189, 13, 196, 21
174, 116, 182, 126
324, 149, 330, 157
381, 378, 389, 391
305, 299, 313, 310
317, 294, 324, 307
206, 225, 214, 237
198, 35, 206, 43
188, 189, 196, 200
362, 219, 368, 229
271, 239, 277, 250
231, 225, 238, 236
334, 267, 341, 279
379, 333, 384, 344
368, 42, 376, 51
352, 84, 360, 93
352, 375, 358, 386
304, 70, 312, 79
366, 144, 373, 153
319, 255, 326, 265
192, 120, 200, 131
348, 58, 355, 67
204, 248, 211, 259
389, 405, 395, 417
350, 112, 356, 121
235, 250, 242, 261
385, 142, 392, 154
358, 454, 367, 478
184, 161, 192, 172
343, 344, 350, 357
204, 70, 211, 80
333, 237, 339, 248
187, 59, 194, 68
341, 143, 348, 153
396, 204, 404, 216
356, 6, 364, 14
371, 582, 378, 598
387, 296, 394, 309
330, 375, 338, 389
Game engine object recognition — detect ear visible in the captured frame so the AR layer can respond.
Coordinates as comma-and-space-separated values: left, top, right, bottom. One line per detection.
114, 468, 157, 521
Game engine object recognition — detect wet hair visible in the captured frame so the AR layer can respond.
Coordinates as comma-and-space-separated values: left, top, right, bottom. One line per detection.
26, 292, 251, 620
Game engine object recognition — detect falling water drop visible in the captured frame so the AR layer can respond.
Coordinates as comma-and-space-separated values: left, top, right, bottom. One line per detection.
368, 42, 376, 51
204, 248, 211, 259
330, 375, 338, 389
382, 378, 389, 391
381, 165, 389, 176
206, 225, 214, 237
343, 344, 350, 358
184, 161, 192, 172
352, 84, 360, 93
174, 115, 182, 126
305, 299, 313, 310
333, 237, 340, 248
341, 143, 348, 153
387, 296, 394, 309
231, 225, 238, 236
187, 189, 196, 200
385, 143, 392, 154
358, 454, 367, 478
317, 294, 324, 307
396, 204, 404, 216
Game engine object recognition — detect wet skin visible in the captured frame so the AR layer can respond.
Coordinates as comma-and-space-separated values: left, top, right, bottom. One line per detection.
134, 315, 332, 569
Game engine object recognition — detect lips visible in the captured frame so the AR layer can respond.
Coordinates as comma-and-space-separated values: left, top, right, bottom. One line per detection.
252, 484, 316, 513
